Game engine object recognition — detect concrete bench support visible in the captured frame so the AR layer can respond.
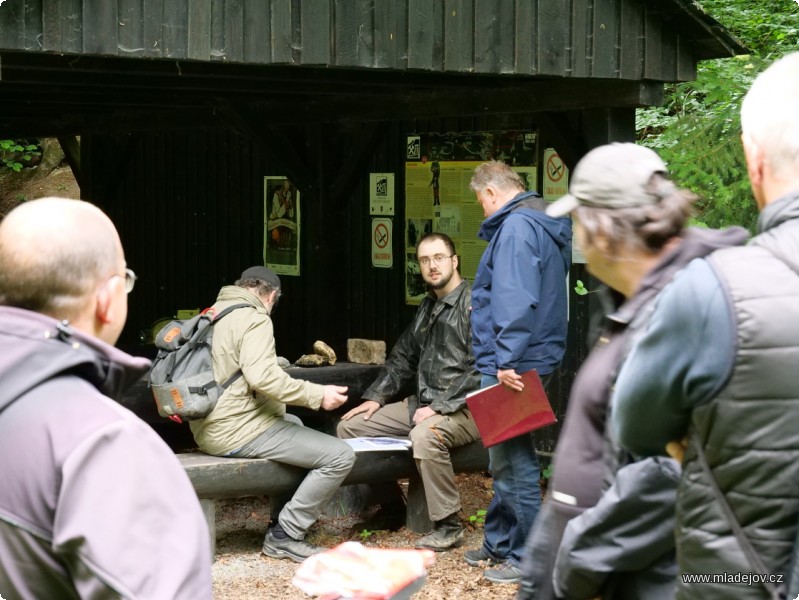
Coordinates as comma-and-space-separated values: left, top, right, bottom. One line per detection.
178, 440, 489, 557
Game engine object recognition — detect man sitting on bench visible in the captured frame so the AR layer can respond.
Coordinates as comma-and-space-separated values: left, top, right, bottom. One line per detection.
338, 233, 481, 551
189, 266, 356, 563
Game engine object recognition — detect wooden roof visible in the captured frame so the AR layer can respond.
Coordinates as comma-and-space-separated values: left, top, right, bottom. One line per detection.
0, 0, 745, 136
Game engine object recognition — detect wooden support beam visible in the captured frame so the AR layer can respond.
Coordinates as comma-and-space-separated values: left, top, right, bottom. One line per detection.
327, 122, 387, 205
56, 135, 84, 190
219, 100, 317, 200
0, 77, 665, 137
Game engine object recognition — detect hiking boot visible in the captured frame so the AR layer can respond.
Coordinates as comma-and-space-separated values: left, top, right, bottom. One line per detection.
415, 521, 464, 551
262, 529, 323, 563
463, 547, 501, 567
484, 560, 523, 584
352, 505, 406, 533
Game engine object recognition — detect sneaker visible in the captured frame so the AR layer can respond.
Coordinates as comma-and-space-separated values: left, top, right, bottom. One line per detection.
463, 547, 501, 567
484, 561, 523, 584
415, 522, 464, 551
262, 530, 323, 563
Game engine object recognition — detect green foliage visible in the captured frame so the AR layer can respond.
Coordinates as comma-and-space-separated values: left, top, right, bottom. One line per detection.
574, 280, 601, 296
695, 0, 799, 56
541, 463, 553, 480
636, 1, 799, 233
358, 528, 374, 541
468, 509, 487, 526
0, 139, 41, 173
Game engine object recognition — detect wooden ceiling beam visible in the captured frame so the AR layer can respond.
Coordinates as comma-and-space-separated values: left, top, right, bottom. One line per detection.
0, 69, 664, 137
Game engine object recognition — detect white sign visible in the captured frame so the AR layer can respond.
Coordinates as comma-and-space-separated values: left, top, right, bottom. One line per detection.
369, 172, 395, 215
543, 148, 569, 201
371, 218, 393, 268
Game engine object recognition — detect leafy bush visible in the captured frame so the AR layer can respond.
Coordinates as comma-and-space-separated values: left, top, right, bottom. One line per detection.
1, 139, 41, 173
636, 1, 799, 233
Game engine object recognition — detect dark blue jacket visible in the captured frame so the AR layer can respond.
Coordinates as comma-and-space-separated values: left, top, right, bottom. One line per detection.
471, 191, 572, 376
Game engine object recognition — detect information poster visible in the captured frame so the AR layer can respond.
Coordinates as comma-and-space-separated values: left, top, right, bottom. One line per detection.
264, 176, 301, 276
404, 131, 538, 304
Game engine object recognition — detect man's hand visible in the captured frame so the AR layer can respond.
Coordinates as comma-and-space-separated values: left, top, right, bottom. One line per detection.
413, 406, 436, 424
340, 399, 381, 421
321, 385, 348, 411
666, 438, 688, 464
497, 368, 524, 392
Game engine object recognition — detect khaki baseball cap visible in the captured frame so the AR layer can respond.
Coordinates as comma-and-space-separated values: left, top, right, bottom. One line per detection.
546, 143, 668, 217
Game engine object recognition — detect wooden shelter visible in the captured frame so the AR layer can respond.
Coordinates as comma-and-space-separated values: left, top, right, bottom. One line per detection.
0, 0, 744, 451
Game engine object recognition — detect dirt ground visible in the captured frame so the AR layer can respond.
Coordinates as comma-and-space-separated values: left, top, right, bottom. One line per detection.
0, 164, 81, 217
213, 472, 524, 600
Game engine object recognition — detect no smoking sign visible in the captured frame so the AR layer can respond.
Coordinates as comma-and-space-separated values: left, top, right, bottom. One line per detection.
543, 148, 569, 201
371, 218, 392, 268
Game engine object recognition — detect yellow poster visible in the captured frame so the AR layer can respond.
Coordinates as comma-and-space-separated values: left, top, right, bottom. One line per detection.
404, 132, 538, 304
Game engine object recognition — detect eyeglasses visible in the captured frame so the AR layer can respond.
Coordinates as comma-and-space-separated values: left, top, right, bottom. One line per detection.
123, 268, 137, 294
418, 254, 453, 267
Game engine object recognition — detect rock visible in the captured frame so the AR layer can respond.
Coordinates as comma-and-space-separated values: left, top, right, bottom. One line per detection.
347, 339, 386, 365
312, 340, 337, 365
294, 353, 332, 367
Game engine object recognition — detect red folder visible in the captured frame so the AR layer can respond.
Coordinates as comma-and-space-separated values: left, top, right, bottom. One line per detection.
465, 370, 557, 448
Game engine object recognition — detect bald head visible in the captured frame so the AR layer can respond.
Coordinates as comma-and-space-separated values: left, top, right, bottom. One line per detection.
0, 198, 126, 338
740, 52, 799, 203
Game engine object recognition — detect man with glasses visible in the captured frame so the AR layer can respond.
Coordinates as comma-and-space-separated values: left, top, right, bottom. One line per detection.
0, 197, 212, 598
338, 233, 481, 551
188, 265, 356, 563
465, 161, 572, 583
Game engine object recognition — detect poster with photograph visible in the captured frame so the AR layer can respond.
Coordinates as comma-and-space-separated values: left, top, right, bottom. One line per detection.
264, 176, 300, 276
403, 130, 538, 304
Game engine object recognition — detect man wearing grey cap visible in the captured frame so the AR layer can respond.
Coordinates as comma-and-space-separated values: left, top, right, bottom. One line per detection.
516, 143, 746, 600
189, 265, 356, 562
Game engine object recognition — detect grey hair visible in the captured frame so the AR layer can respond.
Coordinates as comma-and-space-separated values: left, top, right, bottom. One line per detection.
574, 174, 696, 256
469, 160, 525, 193
740, 52, 799, 179
235, 277, 281, 299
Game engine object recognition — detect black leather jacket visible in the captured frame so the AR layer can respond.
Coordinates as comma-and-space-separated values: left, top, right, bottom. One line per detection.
362, 279, 480, 417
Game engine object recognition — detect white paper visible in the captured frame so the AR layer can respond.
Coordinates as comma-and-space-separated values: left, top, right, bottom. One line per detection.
344, 437, 412, 452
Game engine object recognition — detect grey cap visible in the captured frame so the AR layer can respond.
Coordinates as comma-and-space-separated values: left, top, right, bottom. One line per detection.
546, 143, 668, 217
240, 265, 281, 289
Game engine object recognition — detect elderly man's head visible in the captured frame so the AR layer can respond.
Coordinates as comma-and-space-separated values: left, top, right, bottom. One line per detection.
740, 52, 799, 208
469, 160, 528, 218
0, 197, 130, 344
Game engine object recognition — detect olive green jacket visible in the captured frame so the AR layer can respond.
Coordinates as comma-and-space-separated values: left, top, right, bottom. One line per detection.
189, 286, 323, 455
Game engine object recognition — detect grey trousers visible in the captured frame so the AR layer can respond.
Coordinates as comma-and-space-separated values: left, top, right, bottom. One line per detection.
336, 399, 480, 522
232, 419, 356, 540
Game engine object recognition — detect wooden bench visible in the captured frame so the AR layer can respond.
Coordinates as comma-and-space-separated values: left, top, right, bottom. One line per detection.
178, 440, 489, 556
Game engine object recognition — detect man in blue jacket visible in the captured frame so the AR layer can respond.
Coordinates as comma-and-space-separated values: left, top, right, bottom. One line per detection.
464, 160, 572, 583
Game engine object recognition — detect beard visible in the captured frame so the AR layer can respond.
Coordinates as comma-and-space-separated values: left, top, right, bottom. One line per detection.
424, 269, 453, 290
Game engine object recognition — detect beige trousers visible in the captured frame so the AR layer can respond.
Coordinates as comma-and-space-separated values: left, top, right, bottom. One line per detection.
337, 399, 480, 521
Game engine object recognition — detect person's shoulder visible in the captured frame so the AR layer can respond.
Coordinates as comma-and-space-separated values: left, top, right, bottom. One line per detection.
654, 258, 725, 323
25, 376, 155, 447
669, 258, 721, 295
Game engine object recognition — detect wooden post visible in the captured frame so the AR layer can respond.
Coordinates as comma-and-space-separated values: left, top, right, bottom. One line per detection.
199, 498, 216, 559
405, 471, 433, 533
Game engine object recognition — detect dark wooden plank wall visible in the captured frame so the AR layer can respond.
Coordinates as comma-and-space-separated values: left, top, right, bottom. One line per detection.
0, 0, 702, 83
82, 113, 567, 361
82, 112, 590, 453
83, 127, 405, 366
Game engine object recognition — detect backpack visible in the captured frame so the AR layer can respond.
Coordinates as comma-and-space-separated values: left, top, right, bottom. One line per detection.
149, 303, 250, 422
